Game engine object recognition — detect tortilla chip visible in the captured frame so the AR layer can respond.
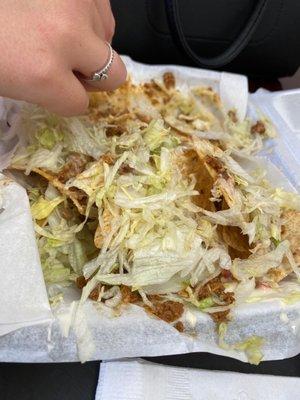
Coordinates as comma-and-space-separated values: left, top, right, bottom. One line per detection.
265, 264, 292, 283
178, 149, 215, 211
218, 198, 251, 256
9, 165, 86, 215
228, 246, 251, 260
89, 79, 138, 121
282, 210, 300, 264
192, 86, 221, 108
94, 208, 113, 249
142, 79, 171, 103
34, 168, 88, 215
165, 114, 197, 135
221, 225, 251, 254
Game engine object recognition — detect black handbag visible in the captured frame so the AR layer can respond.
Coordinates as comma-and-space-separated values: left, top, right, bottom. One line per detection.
111, 0, 300, 78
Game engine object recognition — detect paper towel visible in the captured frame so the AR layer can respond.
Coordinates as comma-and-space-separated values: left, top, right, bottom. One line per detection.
96, 359, 300, 400
0, 177, 53, 335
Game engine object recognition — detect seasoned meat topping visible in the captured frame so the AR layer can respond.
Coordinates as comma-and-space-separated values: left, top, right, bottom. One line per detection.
204, 155, 224, 174
163, 72, 175, 90
58, 153, 90, 183
211, 309, 231, 323
76, 275, 87, 289
88, 284, 102, 301
251, 120, 266, 135
196, 276, 234, 305
174, 321, 184, 332
120, 285, 141, 304
228, 110, 238, 123
149, 301, 184, 323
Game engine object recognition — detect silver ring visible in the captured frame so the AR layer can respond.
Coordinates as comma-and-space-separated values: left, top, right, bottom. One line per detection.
84, 42, 115, 82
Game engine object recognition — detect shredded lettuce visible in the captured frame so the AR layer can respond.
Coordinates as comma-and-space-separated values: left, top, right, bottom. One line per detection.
42, 256, 71, 285
198, 297, 215, 309
36, 127, 64, 150
31, 196, 64, 220
232, 241, 290, 281
219, 323, 264, 365
25, 144, 63, 174
272, 188, 300, 211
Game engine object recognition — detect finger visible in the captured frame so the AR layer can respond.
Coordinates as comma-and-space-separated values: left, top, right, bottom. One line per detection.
38, 71, 89, 117
93, 0, 115, 42
72, 36, 127, 92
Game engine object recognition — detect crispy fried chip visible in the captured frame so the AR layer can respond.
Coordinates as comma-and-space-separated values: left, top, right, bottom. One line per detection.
282, 210, 300, 264
192, 139, 238, 208
34, 168, 87, 215
192, 86, 221, 108
220, 225, 251, 254
165, 114, 209, 135
57, 152, 91, 183
178, 149, 215, 211
218, 197, 251, 257
9, 165, 86, 215
265, 264, 292, 283
94, 208, 113, 249
228, 246, 251, 260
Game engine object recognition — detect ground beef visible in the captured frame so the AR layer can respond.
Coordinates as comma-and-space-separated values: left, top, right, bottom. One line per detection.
196, 276, 234, 305
68, 187, 88, 206
221, 170, 231, 180
120, 285, 141, 304
148, 294, 163, 302
174, 321, 184, 332
251, 120, 266, 135
106, 126, 124, 137
210, 309, 231, 323
204, 155, 224, 174
197, 277, 222, 299
60, 204, 74, 220
228, 110, 238, 123
163, 72, 175, 89
119, 164, 135, 175
88, 284, 102, 301
76, 276, 102, 301
220, 269, 233, 280
76, 275, 87, 289
58, 153, 90, 183
150, 301, 184, 323
135, 112, 152, 124
143, 82, 156, 98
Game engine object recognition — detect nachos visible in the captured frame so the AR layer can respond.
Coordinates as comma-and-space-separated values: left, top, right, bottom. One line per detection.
8, 73, 300, 333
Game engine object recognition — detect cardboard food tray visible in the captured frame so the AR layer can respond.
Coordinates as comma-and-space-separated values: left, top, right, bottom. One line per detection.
0, 57, 299, 363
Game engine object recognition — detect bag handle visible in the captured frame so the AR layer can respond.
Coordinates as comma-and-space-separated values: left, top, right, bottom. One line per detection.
164, 0, 269, 68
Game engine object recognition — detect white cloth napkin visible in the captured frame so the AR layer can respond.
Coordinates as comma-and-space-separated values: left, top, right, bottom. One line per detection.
96, 358, 300, 400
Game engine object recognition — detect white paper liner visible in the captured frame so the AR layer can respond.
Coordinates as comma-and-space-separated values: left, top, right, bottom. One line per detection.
0, 178, 53, 336
96, 359, 300, 400
0, 57, 299, 363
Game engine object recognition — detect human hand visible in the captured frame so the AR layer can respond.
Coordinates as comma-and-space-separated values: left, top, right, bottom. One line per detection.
0, 0, 126, 116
